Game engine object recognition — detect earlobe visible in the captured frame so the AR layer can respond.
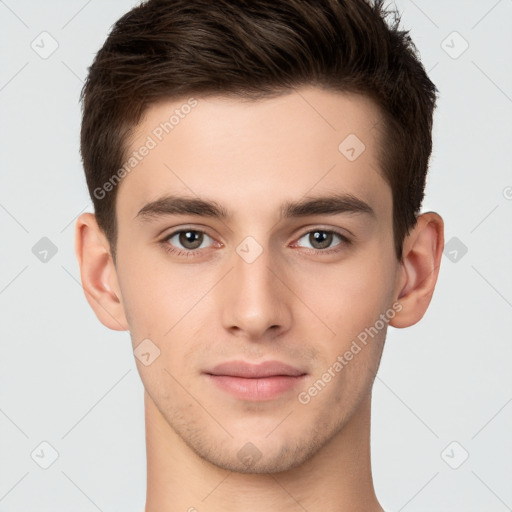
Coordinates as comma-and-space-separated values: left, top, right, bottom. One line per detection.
74, 213, 129, 331
390, 212, 444, 328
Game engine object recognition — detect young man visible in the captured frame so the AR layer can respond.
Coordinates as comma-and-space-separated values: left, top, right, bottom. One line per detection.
75, 1, 444, 510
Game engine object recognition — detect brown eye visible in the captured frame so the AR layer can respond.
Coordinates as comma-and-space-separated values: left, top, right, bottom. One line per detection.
178, 230, 203, 249
296, 229, 348, 252
309, 231, 333, 249
164, 230, 213, 252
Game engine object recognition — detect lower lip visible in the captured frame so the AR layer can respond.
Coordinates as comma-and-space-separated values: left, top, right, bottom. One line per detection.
205, 374, 306, 401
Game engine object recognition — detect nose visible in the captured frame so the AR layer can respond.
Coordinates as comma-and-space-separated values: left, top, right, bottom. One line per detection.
219, 238, 292, 341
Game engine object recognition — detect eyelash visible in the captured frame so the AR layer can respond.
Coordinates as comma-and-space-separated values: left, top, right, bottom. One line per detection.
160, 228, 351, 258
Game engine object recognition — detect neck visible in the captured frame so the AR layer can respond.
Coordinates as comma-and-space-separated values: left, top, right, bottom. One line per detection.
144, 390, 383, 512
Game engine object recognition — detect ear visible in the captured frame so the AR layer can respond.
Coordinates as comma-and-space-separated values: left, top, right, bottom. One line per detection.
74, 212, 129, 331
390, 212, 444, 328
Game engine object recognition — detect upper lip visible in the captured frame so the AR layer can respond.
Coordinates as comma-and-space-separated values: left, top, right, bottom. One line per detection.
205, 360, 306, 378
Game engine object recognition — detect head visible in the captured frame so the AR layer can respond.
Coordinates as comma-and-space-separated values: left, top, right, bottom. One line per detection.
76, 0, 443, 474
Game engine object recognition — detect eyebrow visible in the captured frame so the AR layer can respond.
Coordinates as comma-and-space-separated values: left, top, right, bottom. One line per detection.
135, 193, 375, 221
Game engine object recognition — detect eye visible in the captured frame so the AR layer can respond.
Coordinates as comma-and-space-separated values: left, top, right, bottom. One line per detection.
160, 227, 350, 258
294, 229, 350, 253
161, 229, 215, 256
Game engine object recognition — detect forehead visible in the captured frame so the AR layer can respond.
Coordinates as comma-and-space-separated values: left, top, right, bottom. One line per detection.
116, 86, 390, 224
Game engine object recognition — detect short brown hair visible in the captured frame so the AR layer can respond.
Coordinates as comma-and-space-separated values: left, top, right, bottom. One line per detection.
80, 0, 437, 261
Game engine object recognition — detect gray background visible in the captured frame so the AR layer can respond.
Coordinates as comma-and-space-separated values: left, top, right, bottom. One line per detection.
0, 1, 511, 511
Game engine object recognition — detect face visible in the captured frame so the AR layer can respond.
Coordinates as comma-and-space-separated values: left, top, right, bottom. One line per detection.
113, 86, 402, 473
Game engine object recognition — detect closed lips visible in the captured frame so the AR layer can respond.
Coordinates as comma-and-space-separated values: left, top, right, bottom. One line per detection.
205, 360, 307, 378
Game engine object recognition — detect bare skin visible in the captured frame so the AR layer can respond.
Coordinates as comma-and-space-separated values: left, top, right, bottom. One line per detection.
75, 86, 443, 512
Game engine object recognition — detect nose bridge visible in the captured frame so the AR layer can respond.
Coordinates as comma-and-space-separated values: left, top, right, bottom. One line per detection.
220, 234, 290, 338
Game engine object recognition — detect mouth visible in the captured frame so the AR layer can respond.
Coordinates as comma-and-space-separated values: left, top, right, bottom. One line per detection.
203, 360, 307, 401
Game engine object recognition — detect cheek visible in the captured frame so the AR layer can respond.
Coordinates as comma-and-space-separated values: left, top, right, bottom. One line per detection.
115, 243, 176, 339
297, 250, 395, 341
297, 255, 394, 406
116, 254, 219, 383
